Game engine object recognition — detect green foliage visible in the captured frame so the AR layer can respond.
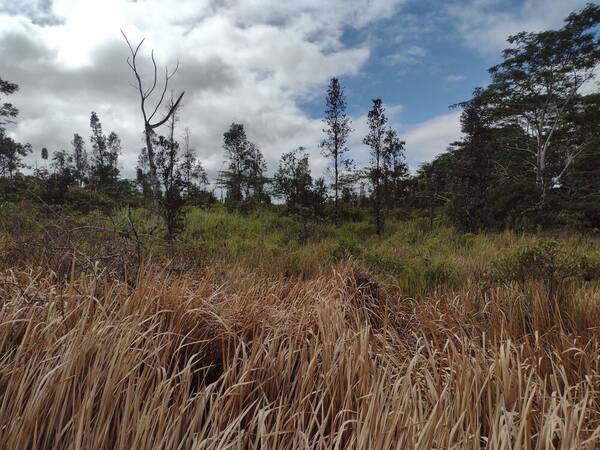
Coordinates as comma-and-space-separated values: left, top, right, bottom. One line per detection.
488, 239, 600, 287
63, 185, 116, 214
365, 252, 456, 297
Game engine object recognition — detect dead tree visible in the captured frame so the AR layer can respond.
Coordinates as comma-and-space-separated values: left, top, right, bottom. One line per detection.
121, 30, 184, 205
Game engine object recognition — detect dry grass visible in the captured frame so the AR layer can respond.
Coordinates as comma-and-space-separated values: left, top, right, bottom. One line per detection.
1, 258, 599, 449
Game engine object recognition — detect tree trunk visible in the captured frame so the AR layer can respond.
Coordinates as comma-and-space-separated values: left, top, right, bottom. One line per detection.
144, 125, 161, 211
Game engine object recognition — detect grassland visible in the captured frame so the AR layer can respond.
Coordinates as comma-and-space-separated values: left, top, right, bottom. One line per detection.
1, 204, 600, 448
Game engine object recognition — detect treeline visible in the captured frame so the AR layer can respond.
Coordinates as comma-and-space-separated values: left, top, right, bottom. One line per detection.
1, 4, 599, 238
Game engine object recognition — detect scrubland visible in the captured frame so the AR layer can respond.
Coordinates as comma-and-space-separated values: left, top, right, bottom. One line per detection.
1, 204, 600, 449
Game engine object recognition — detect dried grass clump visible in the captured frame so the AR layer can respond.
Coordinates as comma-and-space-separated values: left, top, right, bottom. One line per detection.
0, 262, 599, 449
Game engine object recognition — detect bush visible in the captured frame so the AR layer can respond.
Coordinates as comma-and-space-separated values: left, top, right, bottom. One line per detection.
330, 237, 362, 261
487, 239, 600, 287
364, 252, 456, 297
64, 186, 116, 214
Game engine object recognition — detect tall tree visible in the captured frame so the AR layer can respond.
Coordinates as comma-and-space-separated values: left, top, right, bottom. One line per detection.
0, 133, 30, 179
445, 93, 498, 231
180, 128, 208, 199
364, 99, 388, 235
218, 123, 269, 205
557, 92, 600, 226
89, 112, 120, 189
219, 123, 248, 203
0, 77, 30, 179
244, 142, 269, 203
122, 32, 184, 207
0, 77, 19, 128
382, 128, 408, 208
71, 133, 88, 186
485, 3, 600, 205
321, 77, 352, 223
273, 147, 313, 212
136, 146, 153, 204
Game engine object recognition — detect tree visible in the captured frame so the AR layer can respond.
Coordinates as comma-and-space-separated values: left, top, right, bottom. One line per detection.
415, 158, 452, 230
244, 142, 269, 204
89, 112, 120, 190
444, 91, 498, 231
0, 77, 19, 127
273, 148, 325, 243
0, 133, 30, 179
321, 77, 352, 223
381, 128, 408, 208
155, 96, 185, 242
485, 4, 600, 205
363, 99, 388, 234
0, 77, 30, 179
219, 123, 248, 203
311, 177, 328, 217
71, 133, 88, 186
136, 146, 154, 204
122, 31, 184, 207
273, 147, 313, 212
556, 93, 600, 227
218, 123, 269, 206
50, 150, 73, 175
180, 128, 208, 200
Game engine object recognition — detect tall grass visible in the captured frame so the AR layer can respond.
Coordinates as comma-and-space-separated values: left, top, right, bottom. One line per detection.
1, 259, 599, 448
2, 207, 600, 448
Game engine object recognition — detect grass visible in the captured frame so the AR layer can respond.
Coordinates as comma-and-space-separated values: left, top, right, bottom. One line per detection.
1, 205, 600, 448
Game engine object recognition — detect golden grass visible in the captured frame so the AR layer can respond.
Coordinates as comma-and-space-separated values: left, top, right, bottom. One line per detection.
1, 260, 599, 449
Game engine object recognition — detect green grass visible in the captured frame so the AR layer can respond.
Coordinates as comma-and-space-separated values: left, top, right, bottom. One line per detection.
4, 202, 600, 297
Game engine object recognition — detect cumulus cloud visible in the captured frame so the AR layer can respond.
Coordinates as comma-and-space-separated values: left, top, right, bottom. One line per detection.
403, 111, 462, 171
444, 0, 592, 54
0, 0, 407, 179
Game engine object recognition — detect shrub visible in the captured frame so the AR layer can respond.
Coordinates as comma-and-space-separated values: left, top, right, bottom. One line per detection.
487, 239, 600, 287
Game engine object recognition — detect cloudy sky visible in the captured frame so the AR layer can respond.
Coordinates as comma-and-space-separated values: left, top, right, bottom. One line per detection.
0, 0, 592, 179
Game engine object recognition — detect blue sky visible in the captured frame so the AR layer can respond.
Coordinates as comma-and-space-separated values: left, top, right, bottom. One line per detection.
299, 0, 593, 169
0, 0, 593, 177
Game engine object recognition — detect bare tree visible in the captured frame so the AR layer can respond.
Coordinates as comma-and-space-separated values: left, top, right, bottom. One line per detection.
121, 30, 184, 205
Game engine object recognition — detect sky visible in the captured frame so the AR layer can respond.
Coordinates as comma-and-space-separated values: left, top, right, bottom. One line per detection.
0, 0, 594, 180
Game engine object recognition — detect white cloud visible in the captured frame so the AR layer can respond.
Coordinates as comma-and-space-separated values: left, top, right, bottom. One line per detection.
445, 0, 591, 54
385, 45, 426, 66
445, 74, 466, 82
402, 111, 462, 171
0, 0, 407, 180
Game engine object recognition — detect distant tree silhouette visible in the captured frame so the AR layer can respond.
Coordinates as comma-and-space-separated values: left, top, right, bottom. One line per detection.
244, 142, 269, 204
0, 77, 19, 127
220, 123, 247, 203
364, 99, 388, 234
321, 77, 352, 224
0, 77, 30, 179
0, 133, 30, 179
219, 123, 269, 206
89, 112, 120, 190
444, 92, 497, 231
273, 147, 313, 213
71, 133, 88, 187
382, 128, 408, 208
180, 128, 208, 200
